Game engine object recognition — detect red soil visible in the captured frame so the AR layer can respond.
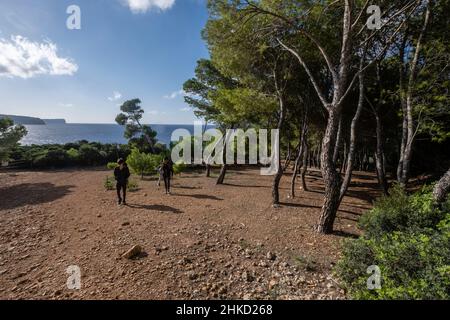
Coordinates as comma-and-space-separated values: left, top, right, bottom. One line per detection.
0, 167, 378, 300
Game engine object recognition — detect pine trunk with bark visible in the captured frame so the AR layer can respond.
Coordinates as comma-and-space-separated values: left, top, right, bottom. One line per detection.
300, 140, 309, 191
272, 90, 286, 206
374, 112, 389, 195
340, 68, 365, 203
397, 1, 431, 186
291, 146, 301, 198
316, 111, 342, 234
291, 114, 308, 198
433, 168, 450, 204
216, 164, 227, 185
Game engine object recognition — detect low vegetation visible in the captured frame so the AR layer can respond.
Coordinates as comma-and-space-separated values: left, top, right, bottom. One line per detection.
8, 141, 168, 169
336, 186, 450, 299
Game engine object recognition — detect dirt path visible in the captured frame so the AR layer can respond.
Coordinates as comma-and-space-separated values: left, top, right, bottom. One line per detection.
0, 167, 376, 300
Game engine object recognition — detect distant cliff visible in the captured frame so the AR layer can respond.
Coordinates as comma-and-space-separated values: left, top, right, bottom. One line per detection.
0, 114, 45, 125
43, 119, 66, 124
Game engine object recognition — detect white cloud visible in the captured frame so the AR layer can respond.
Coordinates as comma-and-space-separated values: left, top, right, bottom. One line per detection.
0, 36, 78, 79
164, 89, 185, 99
123, 0, 176, 14
180, 107, 191, 112
108, 91, 123, 101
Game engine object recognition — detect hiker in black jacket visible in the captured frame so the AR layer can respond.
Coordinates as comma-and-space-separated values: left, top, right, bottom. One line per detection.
161, 157, 174, 195
114, 158, 130, 205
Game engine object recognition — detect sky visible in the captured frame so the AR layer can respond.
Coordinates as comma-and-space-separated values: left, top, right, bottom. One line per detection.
0, 0, 209, 124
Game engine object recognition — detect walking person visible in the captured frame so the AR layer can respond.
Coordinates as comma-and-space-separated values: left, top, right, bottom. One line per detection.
114, 158, 130, 205
162, 157, 173, 195
156, 163, 163, 188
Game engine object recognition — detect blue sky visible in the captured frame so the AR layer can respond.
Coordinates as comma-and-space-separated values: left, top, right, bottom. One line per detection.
0, 0, 209, 124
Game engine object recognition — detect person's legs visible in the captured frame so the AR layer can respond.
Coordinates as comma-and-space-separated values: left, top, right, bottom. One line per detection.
163, 175, 169, 194
167, 176, 171, 194
116, 183, 122, 204
122, 184, 127, 204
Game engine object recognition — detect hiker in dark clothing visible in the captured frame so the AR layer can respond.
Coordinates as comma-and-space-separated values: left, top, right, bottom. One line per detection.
168, 159, 174, 178
161, 157, 174, 194
114, 158, 130, 205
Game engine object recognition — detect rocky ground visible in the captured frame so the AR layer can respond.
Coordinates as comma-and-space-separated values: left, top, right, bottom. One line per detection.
0, 167, 376, 300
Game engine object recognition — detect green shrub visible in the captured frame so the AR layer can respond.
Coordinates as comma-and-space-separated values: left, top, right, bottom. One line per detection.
104, 176, 139, 192
10, 142, 137, 169
336, 188, 450, 300
78, 144, 104, 166
67, 148, 80, 162
32, 147, 69, 168
359, 184, 447, 238
104, 176, 115, 191
127, 148, 160, 179
107, 162, 118, 170
173, 161, 186, 175
127, 180, 139, 192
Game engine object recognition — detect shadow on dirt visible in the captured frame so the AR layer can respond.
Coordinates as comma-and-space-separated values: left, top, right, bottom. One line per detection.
0, 183, 74, 210
127, 203, 183, 214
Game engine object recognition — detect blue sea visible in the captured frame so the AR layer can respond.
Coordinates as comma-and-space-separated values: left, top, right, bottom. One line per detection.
20, 124, 209, 146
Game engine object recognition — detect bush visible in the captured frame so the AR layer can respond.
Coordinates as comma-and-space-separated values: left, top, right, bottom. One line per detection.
10, 142, 136, 169
104, 176, 139, 192
173, 161, 186, 175
78, 144, 104, 166
107, 162, 118, 170
336, 187, 450, 300
104, 176, 115, 191
67, 148, 80, 162
32, 147, 69, 168
359, 185, 447, 238
127, 148, 160, 179
127, 180, 139, 192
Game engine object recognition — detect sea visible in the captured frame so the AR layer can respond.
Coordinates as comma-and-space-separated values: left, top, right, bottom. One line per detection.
20, 124, 211, 146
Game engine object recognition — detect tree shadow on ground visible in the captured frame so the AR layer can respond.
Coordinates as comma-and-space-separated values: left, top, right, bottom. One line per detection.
344, 189, 378, 203
332, 230, 360, 239
279, 202, 320, 210
280, 201, 364, 216
173, 193, 224, 201
127, 204, 183, 214
173, 185, 202, 190
223, 183, 269, 189
0, 183, 74, 210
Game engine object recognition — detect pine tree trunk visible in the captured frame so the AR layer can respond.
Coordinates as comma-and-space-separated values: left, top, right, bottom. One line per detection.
216, 129, 232, 185
333, 117, 343, 163
316, 111, 342, 234
398, 2, 431, 186
374, 112, 389, 195
272, 95, 285, 206
291, 149, 301, 198
291, 115, 308, 198
301, 141, 308, 191
433, 168, 450, 204
340, 69, 365, 203
216, 164, 227, 185
205, 164, 211, 177
271, 66, 287, 206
